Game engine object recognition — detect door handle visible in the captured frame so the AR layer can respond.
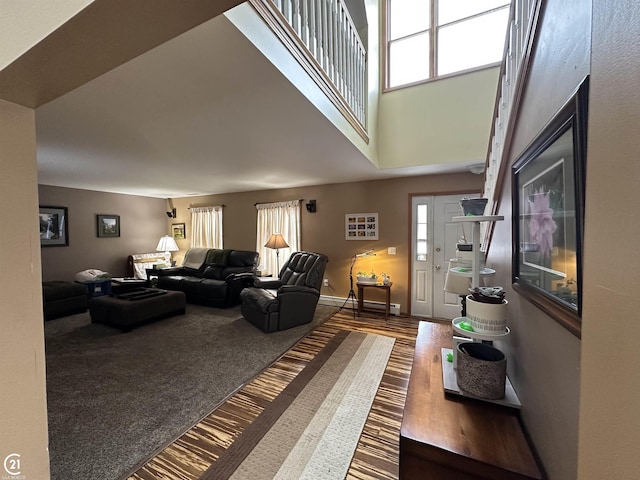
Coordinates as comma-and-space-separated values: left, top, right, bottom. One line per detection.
435, 264, 441, 271
435, 247, 441, 252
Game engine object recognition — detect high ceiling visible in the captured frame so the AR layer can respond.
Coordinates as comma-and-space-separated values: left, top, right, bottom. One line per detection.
34, 8, 471, 199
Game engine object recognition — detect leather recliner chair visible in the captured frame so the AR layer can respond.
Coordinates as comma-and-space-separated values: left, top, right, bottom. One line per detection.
240, 251, 328, 332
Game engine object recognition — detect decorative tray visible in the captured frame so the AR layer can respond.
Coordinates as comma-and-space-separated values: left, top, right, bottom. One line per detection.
452, 317, 510, 340
449, 267, 496, 277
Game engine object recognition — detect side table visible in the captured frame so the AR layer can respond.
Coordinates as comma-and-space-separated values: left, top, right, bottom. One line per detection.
357, 282, 393, 319
146, 267, 176, 285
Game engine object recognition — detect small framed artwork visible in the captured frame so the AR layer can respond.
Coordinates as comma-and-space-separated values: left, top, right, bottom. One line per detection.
512, 76, 588, 337
39, 206, 69, 247
172, 223, 186, 239
97, 214, 120, 238
345, 213, 378, 240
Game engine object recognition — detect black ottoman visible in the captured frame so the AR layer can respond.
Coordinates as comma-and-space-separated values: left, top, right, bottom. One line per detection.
89, 289, 186, 332
42, 281, 89, 320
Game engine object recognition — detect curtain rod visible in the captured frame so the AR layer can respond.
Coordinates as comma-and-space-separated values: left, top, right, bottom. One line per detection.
187, 205, 225, 209
254, 199, 303, 206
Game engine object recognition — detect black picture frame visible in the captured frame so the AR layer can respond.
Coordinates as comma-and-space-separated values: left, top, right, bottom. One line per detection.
97, 214, 120, 238
512, 76, 589, 338
39, 206, 69, 247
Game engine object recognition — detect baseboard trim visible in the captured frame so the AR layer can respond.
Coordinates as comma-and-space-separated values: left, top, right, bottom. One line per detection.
319, 295, 401, 316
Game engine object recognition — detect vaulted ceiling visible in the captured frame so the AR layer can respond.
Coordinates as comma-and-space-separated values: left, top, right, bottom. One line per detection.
5, 2, 470, 199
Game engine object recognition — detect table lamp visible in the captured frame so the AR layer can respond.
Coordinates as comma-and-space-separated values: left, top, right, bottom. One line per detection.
156, 235, 179, 266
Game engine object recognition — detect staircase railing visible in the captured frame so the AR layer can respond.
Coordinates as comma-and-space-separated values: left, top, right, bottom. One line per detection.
250, 0, 368, 140
481, 0, 543, 251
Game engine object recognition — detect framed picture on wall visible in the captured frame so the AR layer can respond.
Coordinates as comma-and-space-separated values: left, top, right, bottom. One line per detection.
512, 76, 589, 338
172, 223, 186, 239
39, 206, 69, 247
97, 214, 120, 238
345, 213, 378, 240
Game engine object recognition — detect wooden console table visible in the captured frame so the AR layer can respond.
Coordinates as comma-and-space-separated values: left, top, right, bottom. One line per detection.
357, 282, 392, 318
400, 321, 542, 479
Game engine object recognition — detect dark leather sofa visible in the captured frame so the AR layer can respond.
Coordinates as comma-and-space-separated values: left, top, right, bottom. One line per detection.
156, 248, 259, 308
240, 251, 328, 332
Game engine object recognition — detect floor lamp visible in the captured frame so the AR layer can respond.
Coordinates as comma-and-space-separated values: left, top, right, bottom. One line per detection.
264, 233, 289, 276
339, 249, 376, 317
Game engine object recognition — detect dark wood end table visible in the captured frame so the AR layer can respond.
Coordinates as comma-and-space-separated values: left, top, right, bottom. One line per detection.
356, 282, 392, 318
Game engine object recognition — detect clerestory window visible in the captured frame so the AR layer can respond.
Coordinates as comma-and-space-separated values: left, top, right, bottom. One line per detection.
386, 0, 511, 89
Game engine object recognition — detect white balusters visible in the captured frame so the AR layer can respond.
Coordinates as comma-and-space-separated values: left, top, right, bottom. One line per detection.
264, 0, 367, 127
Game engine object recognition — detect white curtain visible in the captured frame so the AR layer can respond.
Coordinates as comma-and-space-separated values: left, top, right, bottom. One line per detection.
190, 206, 223, 248
256, 200, 301, 276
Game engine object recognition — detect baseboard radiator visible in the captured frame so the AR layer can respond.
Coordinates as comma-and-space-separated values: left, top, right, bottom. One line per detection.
319, 295, 401, 316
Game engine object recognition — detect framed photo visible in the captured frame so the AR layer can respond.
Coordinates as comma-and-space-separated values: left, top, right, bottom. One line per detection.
345, 213, 378, 240
39, 206, 69, 247
512, 76, 588, 337
97, 214, 120, 238
172, 223, 186, 239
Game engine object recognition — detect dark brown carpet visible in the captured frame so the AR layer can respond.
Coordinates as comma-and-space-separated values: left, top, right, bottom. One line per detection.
45, 302, 337, 480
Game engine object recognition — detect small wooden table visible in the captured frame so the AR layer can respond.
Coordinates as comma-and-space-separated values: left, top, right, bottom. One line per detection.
357, 282, 392, 318
400, 321, 542, 479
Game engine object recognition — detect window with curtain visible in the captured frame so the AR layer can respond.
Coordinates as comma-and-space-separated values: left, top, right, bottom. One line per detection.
190, 206, 223, 248
386, 0, 510, 88
256, 200, 301, 276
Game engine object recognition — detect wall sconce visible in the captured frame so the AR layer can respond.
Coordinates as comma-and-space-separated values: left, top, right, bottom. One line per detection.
305, 200, 317, 213
166, 208, 176, 218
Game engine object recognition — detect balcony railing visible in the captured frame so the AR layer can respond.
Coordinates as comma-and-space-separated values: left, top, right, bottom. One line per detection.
250, 0, 367, 138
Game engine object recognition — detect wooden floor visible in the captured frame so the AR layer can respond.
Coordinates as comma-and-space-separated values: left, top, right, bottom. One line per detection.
127, 310, 422, 480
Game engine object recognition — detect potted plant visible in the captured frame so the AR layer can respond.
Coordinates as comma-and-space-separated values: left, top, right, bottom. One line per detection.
357, 271, 377, 284
465, 286, 508, 334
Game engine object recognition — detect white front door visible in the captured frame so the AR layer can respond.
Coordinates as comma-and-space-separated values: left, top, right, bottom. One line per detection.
411, 193, 476, 319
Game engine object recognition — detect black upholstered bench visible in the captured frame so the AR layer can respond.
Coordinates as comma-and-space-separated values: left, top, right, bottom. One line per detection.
89, 289, 186, 332
42, 281, 89, 320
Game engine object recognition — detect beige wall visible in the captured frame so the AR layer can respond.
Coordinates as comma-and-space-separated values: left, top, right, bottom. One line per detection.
0, 101, 50, 477
171, 172, 482, 314
0, 0, 94, 70
38, 185, 167, 281
485, 0, 590, 478
578, 0, 640, 477
378, 67, 500, 169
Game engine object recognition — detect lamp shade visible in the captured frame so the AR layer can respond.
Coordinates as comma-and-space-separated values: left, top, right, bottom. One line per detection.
264, 233, 289, 250
444, 259, 471, 295
156, 235, 179, 252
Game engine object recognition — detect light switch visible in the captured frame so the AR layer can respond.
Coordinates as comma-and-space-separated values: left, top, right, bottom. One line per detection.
388, 247, 397, 255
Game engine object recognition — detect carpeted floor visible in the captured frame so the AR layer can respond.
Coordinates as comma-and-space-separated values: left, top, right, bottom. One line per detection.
45, 302, 338, 480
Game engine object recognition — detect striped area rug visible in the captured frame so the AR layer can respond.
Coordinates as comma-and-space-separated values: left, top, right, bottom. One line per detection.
202, 330, 395, 480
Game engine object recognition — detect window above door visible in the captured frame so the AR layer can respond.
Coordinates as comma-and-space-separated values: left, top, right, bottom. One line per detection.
385, 0, 510, 89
